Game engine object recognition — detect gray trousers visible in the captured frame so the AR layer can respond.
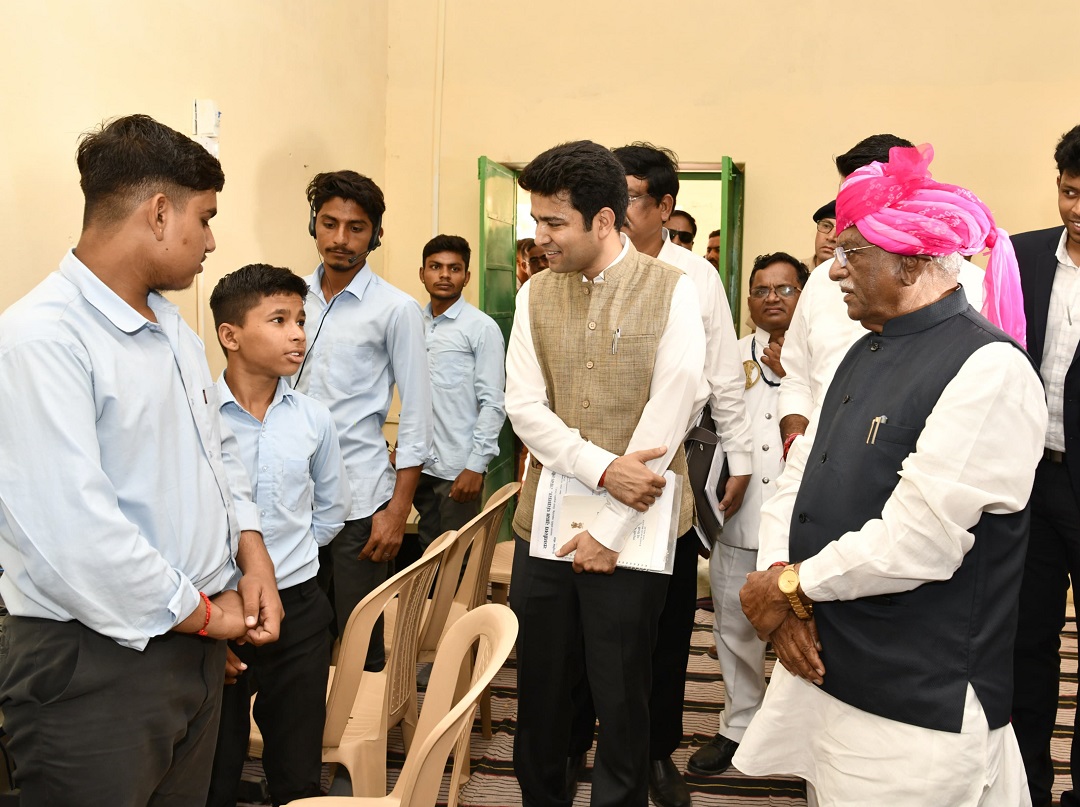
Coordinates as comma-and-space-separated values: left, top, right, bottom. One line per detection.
0, 615, 226, 806
413, 472, 481, 551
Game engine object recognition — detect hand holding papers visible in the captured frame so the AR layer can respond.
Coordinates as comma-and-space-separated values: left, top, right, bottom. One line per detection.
529, 466, 681, 574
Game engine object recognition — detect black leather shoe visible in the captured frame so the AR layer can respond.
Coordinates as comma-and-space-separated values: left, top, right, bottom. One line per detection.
648, 757, 692, 807
686, 734, 739, 776
565, 752, 587, 801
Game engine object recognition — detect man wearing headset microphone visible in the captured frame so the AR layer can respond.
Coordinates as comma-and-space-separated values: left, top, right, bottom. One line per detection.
293, 171, 432, 672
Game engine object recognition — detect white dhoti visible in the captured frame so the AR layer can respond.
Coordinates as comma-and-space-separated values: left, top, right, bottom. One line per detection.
733, 665, 1030, 807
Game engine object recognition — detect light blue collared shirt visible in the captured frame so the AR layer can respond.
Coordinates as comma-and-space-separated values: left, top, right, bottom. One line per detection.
296, 265, 433, 519
0, 251, 259, 650
218, 375, 350, 589
422, 297, 506, 480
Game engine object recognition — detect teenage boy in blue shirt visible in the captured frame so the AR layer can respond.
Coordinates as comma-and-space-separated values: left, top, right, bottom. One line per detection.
205, 264, 351, 807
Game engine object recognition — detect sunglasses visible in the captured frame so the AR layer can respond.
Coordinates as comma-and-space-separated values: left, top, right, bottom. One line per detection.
669, 229, 694, 244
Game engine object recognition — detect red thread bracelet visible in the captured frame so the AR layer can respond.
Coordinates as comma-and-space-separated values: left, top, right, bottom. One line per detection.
598, 469, 607, 489
769, 561, 788, 569
782, 432, 801, 462
197, 591, 212, 636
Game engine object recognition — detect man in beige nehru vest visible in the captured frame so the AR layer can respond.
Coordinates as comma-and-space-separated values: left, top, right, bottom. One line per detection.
505, 140, 705, 807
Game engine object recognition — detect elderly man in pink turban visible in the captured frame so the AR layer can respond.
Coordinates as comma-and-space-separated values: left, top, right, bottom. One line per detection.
734, 144, 1046, 806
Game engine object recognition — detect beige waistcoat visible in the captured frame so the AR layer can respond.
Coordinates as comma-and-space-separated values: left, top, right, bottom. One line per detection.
513, 247, 695, 542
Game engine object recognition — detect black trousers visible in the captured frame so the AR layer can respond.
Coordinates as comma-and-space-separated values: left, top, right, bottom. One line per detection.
1013, 457, 1080, 807
0, 616, 226, 806
511, 536, 668, 807
206, 578, 333, 807
413, 473, 481, 551
570, 529, 698, 760
322, 507, 390, 670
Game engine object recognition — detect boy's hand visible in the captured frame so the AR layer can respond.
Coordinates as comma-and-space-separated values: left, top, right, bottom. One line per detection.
449, 469, 484, 503
362, 507, 406, 563
224, 646, 247, 685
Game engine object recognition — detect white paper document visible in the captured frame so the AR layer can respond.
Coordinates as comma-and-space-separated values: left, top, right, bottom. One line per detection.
529, 466, 681, 574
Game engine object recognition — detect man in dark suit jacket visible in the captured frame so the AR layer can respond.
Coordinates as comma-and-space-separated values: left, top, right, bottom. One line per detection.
1012, 122, 1080, 807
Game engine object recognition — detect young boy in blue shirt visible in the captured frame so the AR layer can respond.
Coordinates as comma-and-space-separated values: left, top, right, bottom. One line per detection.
206, 264, 351, 807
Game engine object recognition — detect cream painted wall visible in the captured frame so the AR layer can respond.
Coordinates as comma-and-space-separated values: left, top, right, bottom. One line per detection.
384, 0, 1077, 334
0, 0, 388, 375
2, 1, 1076, 347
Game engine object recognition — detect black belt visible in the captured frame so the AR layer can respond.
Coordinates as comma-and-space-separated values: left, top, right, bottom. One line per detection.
1044, 448, 1066, 464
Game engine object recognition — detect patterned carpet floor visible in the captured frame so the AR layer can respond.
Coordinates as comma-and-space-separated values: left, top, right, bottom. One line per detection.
243, 605, 1078, 806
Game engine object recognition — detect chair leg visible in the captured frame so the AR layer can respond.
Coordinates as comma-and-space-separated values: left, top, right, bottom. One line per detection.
480, 685, 492, 739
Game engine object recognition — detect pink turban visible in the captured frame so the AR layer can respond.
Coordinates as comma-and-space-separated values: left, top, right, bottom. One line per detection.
835, 144, 1026, 348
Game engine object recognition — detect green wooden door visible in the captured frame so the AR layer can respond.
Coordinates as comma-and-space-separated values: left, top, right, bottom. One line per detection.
719, 157, 746, 327
476, 157, 517, 524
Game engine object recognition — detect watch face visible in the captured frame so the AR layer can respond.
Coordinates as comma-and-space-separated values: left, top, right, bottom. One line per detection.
778, 569, 799, 594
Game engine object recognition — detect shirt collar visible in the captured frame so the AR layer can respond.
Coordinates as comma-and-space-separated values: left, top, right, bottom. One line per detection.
59, 249, 176, 335
1055, 229, 1080, 270
880, 286, 969, 338
426, 296, 467, 320
217, 372, 294, 414
590, 234, 632, 283
754, 326, 771, 347
313, 263, 374, 303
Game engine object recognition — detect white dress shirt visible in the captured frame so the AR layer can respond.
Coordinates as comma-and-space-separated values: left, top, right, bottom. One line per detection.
422, 297, 506, 480
1042, 230, 1080, 452
218, 376, 351, 590
721, 330, 783, 550
658, 233, 753, 476
0, 251, 259, 650
778, 258, 985, 423
505, 236, 706, 553
296, 264, 433, 520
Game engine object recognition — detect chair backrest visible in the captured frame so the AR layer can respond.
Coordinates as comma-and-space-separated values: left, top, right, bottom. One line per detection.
417, 482, 519, 654
392, 604, 518, 807
323, 530, 456, 748
452, 482, 519, 613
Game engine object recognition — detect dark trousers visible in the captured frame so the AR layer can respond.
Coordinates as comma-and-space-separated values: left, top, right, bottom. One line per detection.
324, 508, 390, 670
1013, 457, 1080, 807
0, 616, 226, 806
511, 537, 668, 807
206, 578, 333, 807
413, 472, 481, 551
570, 530, 698, 760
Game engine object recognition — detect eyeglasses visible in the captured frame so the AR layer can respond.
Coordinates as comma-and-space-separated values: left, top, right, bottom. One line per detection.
669, 229, 694, 244
816, 219, 836, 235
627, 194, 652, 207
833, 243, 876, 267
749, 284, 801, 299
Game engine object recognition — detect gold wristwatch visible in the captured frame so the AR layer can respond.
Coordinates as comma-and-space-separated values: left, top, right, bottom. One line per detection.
778, 564, 813, 620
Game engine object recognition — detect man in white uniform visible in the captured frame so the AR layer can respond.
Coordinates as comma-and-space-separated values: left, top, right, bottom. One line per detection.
688, 252, 808, 777
736, 144, 1042, 806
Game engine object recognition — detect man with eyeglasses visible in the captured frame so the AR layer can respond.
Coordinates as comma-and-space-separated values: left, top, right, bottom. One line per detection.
525, 240, 549, 277
804, 201, 837, 270
688, 252, 808, 779
735, 144, 1040, 806
564, 141, 749, 807
667, 209, 697, 251
777, 134, 985, 458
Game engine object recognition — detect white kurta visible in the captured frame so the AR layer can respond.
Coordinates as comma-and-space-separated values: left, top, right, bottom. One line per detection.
736, 338, 1046, 806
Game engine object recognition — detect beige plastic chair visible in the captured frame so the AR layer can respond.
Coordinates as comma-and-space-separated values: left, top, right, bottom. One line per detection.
253, 530, 456, 797
284, 603, 518, 807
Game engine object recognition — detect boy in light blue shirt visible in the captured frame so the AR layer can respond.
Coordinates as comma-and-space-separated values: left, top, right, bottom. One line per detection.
206, 264, 351, 807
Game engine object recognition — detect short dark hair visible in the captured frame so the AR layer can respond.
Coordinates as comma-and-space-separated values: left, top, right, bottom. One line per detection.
749, 252, 810, 289
422, 234, 471, 269
210, 264, 309, 337
669, 209, 697, 238
519, 141, 628, 231
834, 134, 915, 179
708, 229, 722, 239
306, 170, 386, 222
612, 142, 680, 206
1055, 125, 1080, 176
517, 238, 534, 259
76, 114, 225, 230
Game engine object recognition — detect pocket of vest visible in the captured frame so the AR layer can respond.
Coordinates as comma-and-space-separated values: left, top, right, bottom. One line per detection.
872, 422, 918, 446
